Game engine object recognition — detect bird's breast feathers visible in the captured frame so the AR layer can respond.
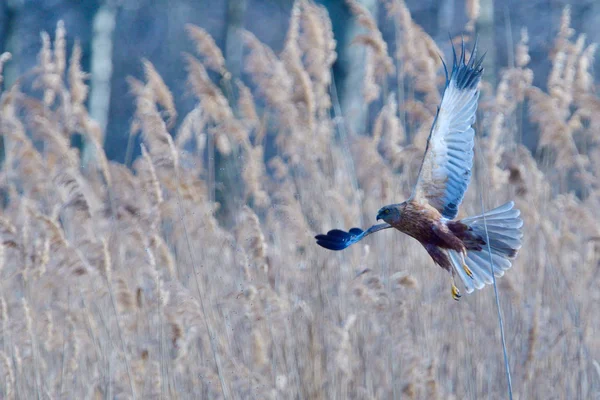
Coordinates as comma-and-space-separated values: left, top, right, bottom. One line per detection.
390, 201, 442, 240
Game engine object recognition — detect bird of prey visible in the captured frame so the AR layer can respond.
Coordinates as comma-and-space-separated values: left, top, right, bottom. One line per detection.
315, 41, 523, 300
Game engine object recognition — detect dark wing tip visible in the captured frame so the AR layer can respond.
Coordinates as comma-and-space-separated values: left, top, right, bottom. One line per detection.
315, 228, 364, 251
448, 36, 485, 90
323, 229, 350, 238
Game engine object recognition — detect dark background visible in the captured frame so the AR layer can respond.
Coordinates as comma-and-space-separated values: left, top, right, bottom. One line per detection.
1, 0, 598, 162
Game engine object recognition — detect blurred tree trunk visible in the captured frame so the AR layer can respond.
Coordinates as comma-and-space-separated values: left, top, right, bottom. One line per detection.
85, 3, 117, 168
89, 4, 117, 139
0, 3, 18, 87
215, 0, 248, 223
339, 0, 379, 137
477, 0, 496, 86
224, 0, 246, 81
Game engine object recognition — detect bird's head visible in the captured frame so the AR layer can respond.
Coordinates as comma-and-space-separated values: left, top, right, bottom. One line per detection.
376, 205, 401, 223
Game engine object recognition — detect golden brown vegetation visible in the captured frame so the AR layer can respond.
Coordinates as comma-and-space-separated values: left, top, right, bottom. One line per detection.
0, 1, 598, 399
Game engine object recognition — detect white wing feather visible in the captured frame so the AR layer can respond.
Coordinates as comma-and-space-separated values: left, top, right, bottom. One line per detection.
411, 42, 484, 219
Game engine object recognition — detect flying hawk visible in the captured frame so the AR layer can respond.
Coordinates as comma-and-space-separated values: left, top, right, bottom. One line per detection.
315, 41, 523, 300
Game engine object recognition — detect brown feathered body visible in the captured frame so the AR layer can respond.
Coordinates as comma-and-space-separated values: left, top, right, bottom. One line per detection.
389, 201, 484, 272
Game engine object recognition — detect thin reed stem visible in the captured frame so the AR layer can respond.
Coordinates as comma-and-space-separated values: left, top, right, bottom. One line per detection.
172, 167, 229, 400
476, 140, 513, 400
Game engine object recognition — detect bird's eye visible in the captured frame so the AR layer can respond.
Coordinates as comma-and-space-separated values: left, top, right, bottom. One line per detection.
384, 209, 391, 215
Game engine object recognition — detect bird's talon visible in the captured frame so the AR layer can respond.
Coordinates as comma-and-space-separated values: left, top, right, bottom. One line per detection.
463, 263, 474, 279
451, 284, 461, 301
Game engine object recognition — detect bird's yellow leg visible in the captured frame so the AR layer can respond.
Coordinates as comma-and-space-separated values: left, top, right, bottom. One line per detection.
450, 270, 461, 301
461, 252, 474, 279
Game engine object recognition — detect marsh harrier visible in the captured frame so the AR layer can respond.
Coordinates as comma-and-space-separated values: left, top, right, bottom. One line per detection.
315, 41, 523, 300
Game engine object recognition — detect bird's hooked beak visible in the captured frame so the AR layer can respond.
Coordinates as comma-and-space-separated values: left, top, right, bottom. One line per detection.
377, 206, 399, 221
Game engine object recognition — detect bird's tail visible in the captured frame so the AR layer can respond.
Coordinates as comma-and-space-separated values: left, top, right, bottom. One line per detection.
449, 201, 523, 294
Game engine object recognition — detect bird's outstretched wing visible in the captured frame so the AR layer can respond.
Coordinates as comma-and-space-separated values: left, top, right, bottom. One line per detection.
410, 40, 485, 220
315, 223, 391, 251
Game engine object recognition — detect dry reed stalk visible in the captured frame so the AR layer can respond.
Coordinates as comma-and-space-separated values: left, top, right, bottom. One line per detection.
335, 314, 356, 378
352, 136, 395, 204
0, 296, 8, 348
259, 15, 339, 225
99, 235, 137, 399
386, 0, 442, 106
299, 0, 337, 113
283, 2, 316, 131
65, 313, 80, 379
32, 115, 78, 167
21, 298, 42, 399
115, 278, 135, 314
242, 30, 297, 128
142, 60, 177, 128
36, 32, 57, 105
185, 53, 246, 150
129, 79, 169, 153
84, 120, 113, 186
238, 206, 268, 274
251, 328, 268, 368
33, 238, 50, 279
527, 36, 591, 193
68, 42, 88, 120
139, 144, 164, 207
486, 28, 533, 188
0, 243, 4, 279
0, 350, 15, 400
150, 234, 176, 281
346, 0, 394, 79
373, 93, 406, 168
176, 105, 206, 154
346, 0, 394, 104
186, 24, 229, 78
54, 21, 66, 77
236, 80, 259, 130
242, 145, 270, 208
54, 169, 93, 217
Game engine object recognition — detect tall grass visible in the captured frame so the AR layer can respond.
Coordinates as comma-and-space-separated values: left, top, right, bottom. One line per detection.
0, 1, 598, 399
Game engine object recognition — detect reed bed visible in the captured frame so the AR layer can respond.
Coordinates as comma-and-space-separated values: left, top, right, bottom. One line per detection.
0, 1, 598, 399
